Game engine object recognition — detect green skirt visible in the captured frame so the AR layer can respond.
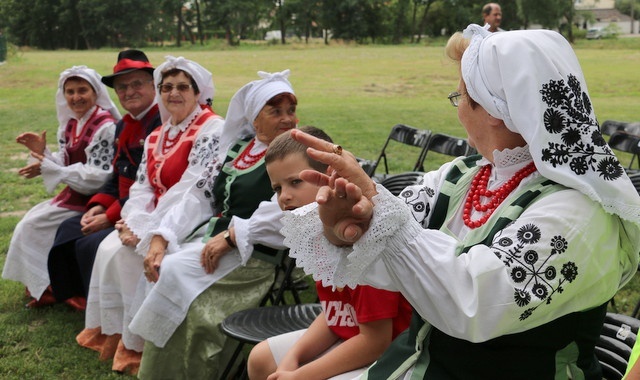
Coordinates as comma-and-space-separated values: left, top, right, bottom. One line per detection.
138, 258, 275, 380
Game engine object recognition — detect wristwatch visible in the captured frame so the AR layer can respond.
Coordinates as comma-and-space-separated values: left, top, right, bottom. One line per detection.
223, 229, 236, 248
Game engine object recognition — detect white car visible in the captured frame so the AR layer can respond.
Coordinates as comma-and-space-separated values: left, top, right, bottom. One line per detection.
586, 27, 607, 40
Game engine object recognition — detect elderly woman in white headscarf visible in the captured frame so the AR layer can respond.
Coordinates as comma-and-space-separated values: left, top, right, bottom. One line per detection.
76, 56, 224, 375
3, 65, 119, 308
129, 70, 298, 380
281, 26, 640, 379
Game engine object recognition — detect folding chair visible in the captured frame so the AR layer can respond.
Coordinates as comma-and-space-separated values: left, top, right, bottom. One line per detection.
380, 171, 425, 196
607, 131, 640, 171
601, 120, 640, 137
417, 133, 475, 171
595, 312, 640, 380
220, 303, 322, 379
220, 249, 313, 379
369, 124, 432, 178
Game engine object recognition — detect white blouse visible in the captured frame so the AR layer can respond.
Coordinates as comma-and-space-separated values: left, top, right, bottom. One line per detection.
122, 107, 224, 249
40, 106, 116, 195
282, 149, 640, 344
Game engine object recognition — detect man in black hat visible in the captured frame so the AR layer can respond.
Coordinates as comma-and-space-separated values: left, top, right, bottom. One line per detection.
46, 50, 162, 311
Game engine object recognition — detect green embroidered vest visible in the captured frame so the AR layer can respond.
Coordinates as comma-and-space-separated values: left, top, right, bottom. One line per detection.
365, 156, 607, 380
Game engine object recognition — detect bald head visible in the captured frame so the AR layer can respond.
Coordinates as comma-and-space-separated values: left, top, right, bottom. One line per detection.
482, 3, 502, 32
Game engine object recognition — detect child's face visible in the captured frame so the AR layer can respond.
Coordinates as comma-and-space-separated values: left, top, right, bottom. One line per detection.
266, 153, 320, 211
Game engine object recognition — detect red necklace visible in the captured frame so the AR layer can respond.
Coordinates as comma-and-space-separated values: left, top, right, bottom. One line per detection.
161, 113, 199, 154
462, 162, 537, 229
232, 139, 266, 169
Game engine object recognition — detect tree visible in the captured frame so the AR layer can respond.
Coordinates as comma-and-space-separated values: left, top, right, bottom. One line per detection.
201, 0, 271, 45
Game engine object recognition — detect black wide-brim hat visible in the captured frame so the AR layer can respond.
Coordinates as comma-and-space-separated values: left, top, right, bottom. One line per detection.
101, 49, 155, 88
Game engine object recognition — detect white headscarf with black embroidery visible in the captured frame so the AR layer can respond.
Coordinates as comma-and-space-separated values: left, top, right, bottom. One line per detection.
56, 65, 121, 127
461, 24, 640, 225
154, 55, 215, 123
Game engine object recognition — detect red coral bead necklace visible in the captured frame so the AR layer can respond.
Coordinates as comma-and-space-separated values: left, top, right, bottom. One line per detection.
463, 162, 537, 229
233, 138, 267, 169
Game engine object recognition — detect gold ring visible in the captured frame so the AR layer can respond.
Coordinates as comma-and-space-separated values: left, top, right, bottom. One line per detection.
332, 144, 343, 156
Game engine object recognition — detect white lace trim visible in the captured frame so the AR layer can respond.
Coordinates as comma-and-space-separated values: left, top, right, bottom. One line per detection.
492, 145, 532, 168
282, 184, 415, 288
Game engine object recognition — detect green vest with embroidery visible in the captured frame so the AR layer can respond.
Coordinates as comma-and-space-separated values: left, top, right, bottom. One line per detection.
364, 156, 607, 380
203, 138, 280, 262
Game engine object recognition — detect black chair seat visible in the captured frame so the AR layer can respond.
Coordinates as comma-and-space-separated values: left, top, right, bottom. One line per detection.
380, 171, 425, 196
221, 303, 322, 344
594, 312, 640, 380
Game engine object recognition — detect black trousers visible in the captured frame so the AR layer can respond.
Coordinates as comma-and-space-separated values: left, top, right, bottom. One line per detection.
47, 214, 113, 300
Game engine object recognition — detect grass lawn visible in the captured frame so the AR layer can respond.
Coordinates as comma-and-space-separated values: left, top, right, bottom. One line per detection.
1, 37, 639, 379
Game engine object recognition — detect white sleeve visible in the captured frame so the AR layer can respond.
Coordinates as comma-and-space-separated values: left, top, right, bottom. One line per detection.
40, 122, 116, 194
283, 173, 640, 343
135, 117, 225, 254
121, 138, 156, 234
229, 195, 286, 265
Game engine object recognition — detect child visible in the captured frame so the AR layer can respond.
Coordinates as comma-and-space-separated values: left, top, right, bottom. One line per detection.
247, 125, 413, 380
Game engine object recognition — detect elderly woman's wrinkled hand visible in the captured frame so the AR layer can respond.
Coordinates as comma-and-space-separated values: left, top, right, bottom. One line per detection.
200, 232, 232, 274
318, 177, 373, 246
144, 235, 168, 282
116, 221, 140, 247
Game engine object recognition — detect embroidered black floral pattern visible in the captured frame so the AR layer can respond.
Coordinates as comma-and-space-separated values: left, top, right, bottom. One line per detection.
539, 74, 623, 181
491, 223, 578, 321
402, 185, 435, 227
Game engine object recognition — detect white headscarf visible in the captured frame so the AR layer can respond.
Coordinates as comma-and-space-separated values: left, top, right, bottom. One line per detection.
461, 24, 640, 225
55, 65, 121, 127
153, 55, 215, 123
217, 69, 295, 157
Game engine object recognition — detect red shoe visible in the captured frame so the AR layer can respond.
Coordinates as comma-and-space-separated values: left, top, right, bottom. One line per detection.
64, 296, 87, 312
25, 287, 57, 309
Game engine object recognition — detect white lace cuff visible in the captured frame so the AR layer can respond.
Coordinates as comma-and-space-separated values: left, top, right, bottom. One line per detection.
283, 184, 416, 289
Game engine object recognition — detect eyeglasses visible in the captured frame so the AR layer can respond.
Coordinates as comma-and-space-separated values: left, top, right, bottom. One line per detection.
158, 83, 193, 93
448, 91, 463, 107
114, 79, 152, 94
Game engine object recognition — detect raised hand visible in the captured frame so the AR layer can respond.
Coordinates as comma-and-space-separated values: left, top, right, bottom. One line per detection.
289, 129, 376, 245
16, 131, 47, 154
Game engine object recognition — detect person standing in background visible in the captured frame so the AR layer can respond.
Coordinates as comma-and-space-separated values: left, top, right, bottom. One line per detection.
482, 3, 504, 32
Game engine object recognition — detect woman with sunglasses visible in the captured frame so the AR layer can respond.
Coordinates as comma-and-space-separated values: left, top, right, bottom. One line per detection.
76, 56, 224, 375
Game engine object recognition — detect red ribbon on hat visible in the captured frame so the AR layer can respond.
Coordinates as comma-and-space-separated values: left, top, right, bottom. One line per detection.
113, 58, 153, 74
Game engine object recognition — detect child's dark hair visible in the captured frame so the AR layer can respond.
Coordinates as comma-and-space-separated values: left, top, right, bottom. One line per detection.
265, 125, 333, 173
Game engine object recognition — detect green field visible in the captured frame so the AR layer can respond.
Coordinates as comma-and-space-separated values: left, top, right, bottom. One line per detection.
1, 39, 640, 378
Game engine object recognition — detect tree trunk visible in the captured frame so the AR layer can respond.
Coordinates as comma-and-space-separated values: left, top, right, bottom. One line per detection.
195, 0, 204, 45
416, 0, 432, 44
176, 5, 182, 47
410, 1, 418, 43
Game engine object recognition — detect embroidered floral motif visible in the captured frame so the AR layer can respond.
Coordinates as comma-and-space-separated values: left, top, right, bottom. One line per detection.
491, 223, 578, 320
89, 136, 114, 171
539, 74, 623, 181
402, 185, 435, 226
